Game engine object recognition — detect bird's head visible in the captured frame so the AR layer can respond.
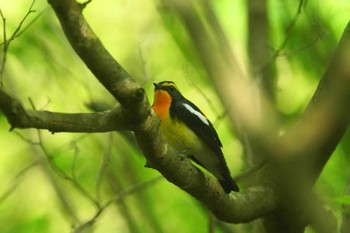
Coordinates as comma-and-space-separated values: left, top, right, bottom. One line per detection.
152, 81, 183, 117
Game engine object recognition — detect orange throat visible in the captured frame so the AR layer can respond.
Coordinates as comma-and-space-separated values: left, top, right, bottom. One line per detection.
152, 90, 171, 119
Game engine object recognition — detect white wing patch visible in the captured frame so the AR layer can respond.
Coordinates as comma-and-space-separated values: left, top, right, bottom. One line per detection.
183, 103, 209, 126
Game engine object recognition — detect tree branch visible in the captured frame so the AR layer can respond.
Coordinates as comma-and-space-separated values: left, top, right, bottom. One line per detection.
0, 87, 130, 132
248, 0, 276, 100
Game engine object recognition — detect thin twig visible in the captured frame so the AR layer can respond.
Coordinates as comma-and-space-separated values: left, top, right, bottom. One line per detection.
0, 158, 42, 205
95, 133, 113, 201
0, 0, 37, 86
81, 0, 93, 9
30, 145, 81, 225
0, 8, 7, 87
15, 7, 49, 38
272, 0, 305, 56
72, 176, 162, 233
0, 7, 49, 47
7, 0, 37, 43
234, 161, 267, 182
13, 131, 40, 145
38, 129, 101, 208
29, 98, 102, 209
261, 0, 306, 71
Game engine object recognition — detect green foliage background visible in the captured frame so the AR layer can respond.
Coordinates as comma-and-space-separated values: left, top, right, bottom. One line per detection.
0, 0, 349, 232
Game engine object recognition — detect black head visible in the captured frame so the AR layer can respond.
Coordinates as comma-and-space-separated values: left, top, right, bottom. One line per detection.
153, 81, 184, 100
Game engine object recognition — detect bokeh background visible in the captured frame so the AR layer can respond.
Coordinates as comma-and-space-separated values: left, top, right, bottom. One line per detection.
0, 0, 350, 232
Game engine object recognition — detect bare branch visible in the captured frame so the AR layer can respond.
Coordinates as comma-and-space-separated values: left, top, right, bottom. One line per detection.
0, 87, 131, 132
247, 0, 276, 104
95, 133, 113, 201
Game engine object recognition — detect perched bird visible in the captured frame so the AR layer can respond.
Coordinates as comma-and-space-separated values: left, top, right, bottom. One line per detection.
152, 81, 239, 193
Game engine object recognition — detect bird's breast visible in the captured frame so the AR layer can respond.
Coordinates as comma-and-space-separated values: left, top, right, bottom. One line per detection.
160, 117, 201, 153
152, 90, 171, 119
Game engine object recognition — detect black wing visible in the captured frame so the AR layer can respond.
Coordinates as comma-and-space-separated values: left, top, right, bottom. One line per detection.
171, 99, 240, 193
171, 99, 223, 155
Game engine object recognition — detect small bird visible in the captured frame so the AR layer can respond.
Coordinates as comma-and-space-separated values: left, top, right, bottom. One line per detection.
152, 81, 239, 193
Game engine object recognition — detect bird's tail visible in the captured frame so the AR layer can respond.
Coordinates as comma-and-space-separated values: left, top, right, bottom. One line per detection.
219, 176, 240, 193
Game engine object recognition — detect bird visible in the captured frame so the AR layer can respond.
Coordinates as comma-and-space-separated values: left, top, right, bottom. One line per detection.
151, 81, 239, 193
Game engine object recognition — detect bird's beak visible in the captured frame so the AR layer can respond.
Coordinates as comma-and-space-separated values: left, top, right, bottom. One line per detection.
153, 82, 161, 90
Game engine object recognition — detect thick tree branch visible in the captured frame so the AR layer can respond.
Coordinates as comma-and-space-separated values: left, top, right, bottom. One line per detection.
248, 0, 276, 101
0, 88, 130, 132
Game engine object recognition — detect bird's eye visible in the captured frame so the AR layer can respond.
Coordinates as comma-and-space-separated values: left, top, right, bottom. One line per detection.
169, 86, 175, 92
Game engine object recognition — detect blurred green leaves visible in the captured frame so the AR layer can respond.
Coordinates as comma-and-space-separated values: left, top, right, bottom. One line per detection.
0, 0, 350, 232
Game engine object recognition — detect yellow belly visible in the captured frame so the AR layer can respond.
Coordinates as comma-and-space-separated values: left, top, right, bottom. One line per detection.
158, 112, 224, 179
160, 117, 201, 153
